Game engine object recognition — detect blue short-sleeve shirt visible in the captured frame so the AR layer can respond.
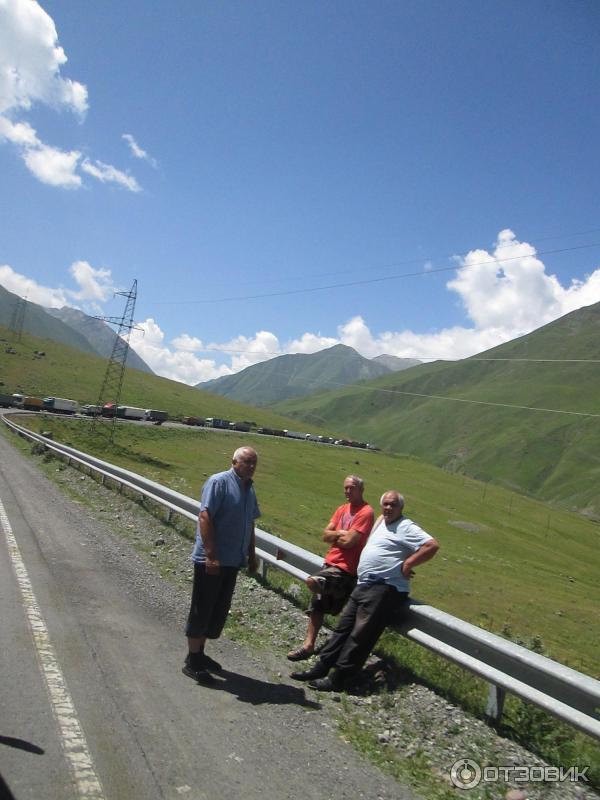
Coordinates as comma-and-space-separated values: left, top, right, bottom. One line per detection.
191, 468, 261, 567
357, 516, 432, 592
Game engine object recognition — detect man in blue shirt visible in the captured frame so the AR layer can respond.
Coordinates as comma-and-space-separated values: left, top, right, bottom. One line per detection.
291, 490, 439, 691
183, 446, 260, 684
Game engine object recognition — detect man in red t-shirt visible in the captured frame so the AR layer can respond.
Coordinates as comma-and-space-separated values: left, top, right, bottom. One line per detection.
287, 475, 374, 661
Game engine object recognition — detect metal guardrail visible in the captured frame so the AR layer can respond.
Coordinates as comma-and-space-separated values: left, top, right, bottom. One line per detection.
4, 414, 600, 741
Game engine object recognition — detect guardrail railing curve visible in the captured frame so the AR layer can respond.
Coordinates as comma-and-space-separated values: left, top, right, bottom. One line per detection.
3, 412, 599, 741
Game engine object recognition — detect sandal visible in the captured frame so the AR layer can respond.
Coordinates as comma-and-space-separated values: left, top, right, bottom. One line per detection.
287, 646, 314, 662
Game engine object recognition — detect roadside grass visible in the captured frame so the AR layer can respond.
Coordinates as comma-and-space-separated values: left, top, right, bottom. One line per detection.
14, 414, 600, 675
3, 419, 599, 793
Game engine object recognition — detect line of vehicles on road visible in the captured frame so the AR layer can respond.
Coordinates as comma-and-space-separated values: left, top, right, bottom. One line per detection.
0, 392, 378, 450
182, 415, 378, 449
0, 393, 168, 423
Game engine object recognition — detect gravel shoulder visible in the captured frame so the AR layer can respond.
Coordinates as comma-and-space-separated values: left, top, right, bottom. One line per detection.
6, 427, 598, 800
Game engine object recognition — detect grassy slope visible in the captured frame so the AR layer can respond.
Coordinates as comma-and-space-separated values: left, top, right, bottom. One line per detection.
11, 413, 600, 680
0, 324, 300, 430
274, 303, 600, 516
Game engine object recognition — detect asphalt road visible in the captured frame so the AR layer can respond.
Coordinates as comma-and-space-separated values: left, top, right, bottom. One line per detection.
0, 431, 414, 800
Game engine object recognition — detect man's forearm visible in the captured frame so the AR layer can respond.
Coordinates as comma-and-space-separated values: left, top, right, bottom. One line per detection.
199, 511, 218, 559
404, 539, 440, 571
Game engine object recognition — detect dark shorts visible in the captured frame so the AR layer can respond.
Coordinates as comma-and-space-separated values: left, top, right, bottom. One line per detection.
309, 564, 357, 615
185, 563, 239, 639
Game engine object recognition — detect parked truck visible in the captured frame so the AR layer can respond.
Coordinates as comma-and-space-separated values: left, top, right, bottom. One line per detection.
23, 396, 43, 411
182, 416, 204, 426
205, 417, 232, 429
284, 429, 309, 440
116, 406, 146, 420
144, 409, 168, 423
0, 393, 15, 408
43, 397, 78, 414
81, 404, 101, 416
229, 421, 251, 432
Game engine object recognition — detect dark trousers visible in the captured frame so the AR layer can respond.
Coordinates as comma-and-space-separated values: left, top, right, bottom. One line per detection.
185, 564, 239, 639
318, 583, 409, 679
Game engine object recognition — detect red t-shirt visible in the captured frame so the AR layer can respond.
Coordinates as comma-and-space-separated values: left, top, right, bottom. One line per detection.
324, 501, 375, 575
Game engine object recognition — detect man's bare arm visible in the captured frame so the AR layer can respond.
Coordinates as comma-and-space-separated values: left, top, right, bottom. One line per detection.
199, 509, 220, 574
247, 525, 257, 573
323, 523, 364, 550
401, 538, 440, 577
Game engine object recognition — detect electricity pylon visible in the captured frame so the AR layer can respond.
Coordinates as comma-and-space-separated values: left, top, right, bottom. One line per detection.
9, 296, 27, 343
92, 279, 139, 445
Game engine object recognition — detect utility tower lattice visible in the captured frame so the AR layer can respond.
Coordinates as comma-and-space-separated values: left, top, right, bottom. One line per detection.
92, 279, 139, 444
9, 296, 27, 342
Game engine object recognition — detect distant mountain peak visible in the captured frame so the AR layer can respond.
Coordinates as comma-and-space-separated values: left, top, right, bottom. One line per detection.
372, 353, 422, 372
196, 343, 391, 406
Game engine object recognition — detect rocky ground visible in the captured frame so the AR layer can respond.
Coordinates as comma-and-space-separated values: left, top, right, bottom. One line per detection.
31, 445, 599, 800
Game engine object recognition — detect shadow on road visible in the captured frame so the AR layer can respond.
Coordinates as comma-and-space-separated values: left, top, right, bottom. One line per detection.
0, 736, 44, 755
214, 670, 321, 708
0, 772, 16, 800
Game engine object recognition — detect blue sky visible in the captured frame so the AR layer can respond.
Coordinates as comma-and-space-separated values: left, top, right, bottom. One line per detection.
1, 0, 599, 384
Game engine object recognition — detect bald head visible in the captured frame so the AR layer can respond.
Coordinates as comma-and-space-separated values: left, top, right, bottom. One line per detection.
232, 447, 258, 482
380, 490, 404, 523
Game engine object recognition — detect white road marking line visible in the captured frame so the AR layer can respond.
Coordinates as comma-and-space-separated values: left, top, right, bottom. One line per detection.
0, 495, 105, 799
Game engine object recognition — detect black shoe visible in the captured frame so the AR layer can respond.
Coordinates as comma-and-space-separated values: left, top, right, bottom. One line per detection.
182, 661, 216, 685
308, 675, 343, 692
290, 662, 329, 681
198, 653, 223, 672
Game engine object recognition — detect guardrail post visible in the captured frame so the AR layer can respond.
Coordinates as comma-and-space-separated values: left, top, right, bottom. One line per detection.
258, 557, 268, 580
165, 509, 172, 524
485, 683, 506, 723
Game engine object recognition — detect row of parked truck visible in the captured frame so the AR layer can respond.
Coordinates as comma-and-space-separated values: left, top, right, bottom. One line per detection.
0, 393, 168, 423
181, 415, 377, 449
0, 393, 377, 450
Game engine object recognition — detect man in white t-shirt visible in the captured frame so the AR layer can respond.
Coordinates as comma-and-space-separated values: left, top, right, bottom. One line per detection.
291, 490, 439, 691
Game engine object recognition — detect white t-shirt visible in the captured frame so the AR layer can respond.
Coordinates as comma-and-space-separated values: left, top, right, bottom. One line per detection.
357, 515, 433, 592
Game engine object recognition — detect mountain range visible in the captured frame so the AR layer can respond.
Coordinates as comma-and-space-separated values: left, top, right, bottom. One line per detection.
197, 343, 420, 405
273, 302, 600, 518
0, 284, 152, 373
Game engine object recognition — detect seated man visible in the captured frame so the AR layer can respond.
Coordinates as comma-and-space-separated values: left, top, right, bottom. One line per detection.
291, 490, 439, 690
287, 475, 374, 661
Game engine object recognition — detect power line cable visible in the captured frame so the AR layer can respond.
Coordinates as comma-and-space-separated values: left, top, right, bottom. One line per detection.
202, 226, 600, 290
292, 377, 600, 419
149, 241, 600, 305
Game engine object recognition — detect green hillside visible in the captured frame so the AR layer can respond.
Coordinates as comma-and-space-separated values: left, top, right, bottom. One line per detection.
0, 324, 301, 430
197, 343, 392, 405
8, 413, 600, 681
275, 302, 600, 517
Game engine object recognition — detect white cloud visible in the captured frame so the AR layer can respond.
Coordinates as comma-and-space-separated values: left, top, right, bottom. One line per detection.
130, 319, 233, 385
286, 332, 338, 353
69, 261, 114, 302
0, 263, 69, 307
122, 133, 157, 167
0, 0, 140, 192
171, 333, 204, 352
0, 259, 115, 310
81, 158, 141, 192
447, 228, 600, 341
0, 116, 40, 146
0, 0, 88, 116
208, 331, 282, 372
23, 142, 82, 187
